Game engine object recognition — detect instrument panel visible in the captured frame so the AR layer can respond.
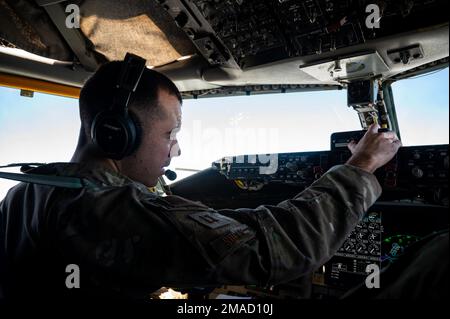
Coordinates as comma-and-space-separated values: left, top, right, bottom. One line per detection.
212, 144, 449, 205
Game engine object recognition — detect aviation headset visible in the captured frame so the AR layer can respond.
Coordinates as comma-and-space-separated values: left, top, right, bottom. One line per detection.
90, 53, 147, 160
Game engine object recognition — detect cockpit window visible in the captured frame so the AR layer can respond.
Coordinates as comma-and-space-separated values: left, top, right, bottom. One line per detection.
168, 89, 361, 182
392, 67, 449, 146
0, 87, 79, 199
1, 67, 448, 191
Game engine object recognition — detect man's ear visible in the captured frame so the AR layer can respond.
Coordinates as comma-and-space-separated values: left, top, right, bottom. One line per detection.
128, 110, 143, 153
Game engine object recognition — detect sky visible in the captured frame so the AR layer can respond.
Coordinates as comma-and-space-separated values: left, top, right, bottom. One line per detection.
0, 67, 448, 200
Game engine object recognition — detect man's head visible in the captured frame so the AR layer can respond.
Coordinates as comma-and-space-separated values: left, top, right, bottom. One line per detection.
79, 61, 182, 186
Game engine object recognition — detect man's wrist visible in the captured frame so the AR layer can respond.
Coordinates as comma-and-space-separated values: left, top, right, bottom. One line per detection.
345, 156, 377, 174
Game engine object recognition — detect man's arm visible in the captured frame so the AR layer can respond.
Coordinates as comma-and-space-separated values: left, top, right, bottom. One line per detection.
161, 163, 381, 286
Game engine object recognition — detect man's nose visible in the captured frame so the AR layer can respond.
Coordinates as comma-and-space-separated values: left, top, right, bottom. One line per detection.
169, 140, 181, 158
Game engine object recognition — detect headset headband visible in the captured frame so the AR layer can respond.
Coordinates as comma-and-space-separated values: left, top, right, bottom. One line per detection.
112, 53, 147, 116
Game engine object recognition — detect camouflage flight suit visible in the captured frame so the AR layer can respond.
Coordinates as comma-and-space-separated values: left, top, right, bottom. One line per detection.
0, 162, 381, 300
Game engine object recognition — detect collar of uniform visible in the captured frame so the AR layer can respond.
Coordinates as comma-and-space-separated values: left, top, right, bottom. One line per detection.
24, 162, 137, 188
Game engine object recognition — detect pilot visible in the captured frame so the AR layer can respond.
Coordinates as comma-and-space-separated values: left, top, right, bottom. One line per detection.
0, 59, 401, 301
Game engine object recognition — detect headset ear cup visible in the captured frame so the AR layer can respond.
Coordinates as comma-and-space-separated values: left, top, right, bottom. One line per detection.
90, 54, 146, 160
91, 111, 138, 160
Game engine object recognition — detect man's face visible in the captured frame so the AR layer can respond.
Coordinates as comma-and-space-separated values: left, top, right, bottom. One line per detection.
120, 89, 182, 187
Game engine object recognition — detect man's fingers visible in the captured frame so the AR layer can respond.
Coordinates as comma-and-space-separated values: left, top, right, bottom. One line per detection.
347, 140, 357, 153
381, 131, 397, 139
368, 123, 380, 134
393, 139, 403, 147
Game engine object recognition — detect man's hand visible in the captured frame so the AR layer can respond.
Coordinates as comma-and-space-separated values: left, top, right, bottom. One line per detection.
346, 124, 402, 174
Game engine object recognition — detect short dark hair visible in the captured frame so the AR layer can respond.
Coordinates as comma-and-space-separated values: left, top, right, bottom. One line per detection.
79, 61, 182, 139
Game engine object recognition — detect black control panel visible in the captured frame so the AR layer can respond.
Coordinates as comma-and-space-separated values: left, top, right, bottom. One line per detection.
212, 144, 449, 205
321, 203, 448, 296
325, 210, 383, 291
335, 211, 382, 263
159, 0, 447, 69
397, 145, 449, 188
214, 151, 329, 185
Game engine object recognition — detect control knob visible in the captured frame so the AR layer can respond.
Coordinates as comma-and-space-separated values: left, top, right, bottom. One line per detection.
411, 166, 424, 178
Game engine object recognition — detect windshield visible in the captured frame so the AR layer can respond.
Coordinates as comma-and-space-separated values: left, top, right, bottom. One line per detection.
392, 67, 449, 146
0, 67, 448, 196
169, 89, 360, 181
0, 87, 79, 199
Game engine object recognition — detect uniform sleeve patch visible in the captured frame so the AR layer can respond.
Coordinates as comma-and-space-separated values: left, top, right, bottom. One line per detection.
209, 225, 255, 260
188, 211, 233, 229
